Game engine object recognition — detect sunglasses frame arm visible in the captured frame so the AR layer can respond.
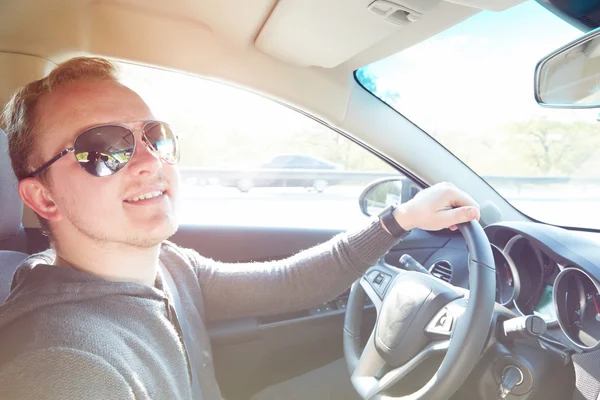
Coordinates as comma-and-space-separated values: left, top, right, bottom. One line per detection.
26, 147, 74, 178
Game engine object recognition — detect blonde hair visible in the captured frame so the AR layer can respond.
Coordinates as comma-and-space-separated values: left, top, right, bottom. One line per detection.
2, 56, 119, 180
1, 56, 119, 236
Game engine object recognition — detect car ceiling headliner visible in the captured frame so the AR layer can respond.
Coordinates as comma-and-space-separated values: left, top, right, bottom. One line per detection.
0, 0, 524, 125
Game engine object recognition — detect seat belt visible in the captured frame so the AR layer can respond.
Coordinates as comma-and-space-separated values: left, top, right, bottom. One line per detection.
161, 263, 204, 400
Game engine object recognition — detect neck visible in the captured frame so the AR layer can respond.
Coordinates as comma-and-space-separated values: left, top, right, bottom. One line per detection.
53, 235, 161, 286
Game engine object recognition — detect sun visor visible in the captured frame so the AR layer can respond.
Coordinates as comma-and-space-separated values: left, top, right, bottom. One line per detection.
255, 0, 442, 68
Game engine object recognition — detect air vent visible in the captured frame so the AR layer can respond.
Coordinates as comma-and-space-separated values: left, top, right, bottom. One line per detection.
430, 260, 452, 283
578, 15, 599, 29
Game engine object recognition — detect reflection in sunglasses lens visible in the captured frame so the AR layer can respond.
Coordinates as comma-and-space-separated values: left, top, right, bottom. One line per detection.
73, 122, 178, 177
145, 122, 179, 164
75, 126, 135, 177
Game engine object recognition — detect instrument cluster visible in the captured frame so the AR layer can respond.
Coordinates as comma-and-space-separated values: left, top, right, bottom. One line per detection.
492, 234, 600, 350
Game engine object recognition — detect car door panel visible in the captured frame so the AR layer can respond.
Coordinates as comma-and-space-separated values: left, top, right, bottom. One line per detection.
207, 308, 376, 399
171, 225, 343, 263
169, 224, 466, 399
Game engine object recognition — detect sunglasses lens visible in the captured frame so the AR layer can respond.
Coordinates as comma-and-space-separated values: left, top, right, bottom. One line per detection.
144, 122, 179, 164
74, 126, 135, 177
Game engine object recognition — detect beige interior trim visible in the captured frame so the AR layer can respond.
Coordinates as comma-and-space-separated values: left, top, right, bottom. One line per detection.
255, 0, 415, 68
255, 0, 525, 69
0, 53, 53, 109
0, 0, 527, 121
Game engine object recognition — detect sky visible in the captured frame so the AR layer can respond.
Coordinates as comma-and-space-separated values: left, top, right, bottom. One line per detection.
363, 0, 600, 136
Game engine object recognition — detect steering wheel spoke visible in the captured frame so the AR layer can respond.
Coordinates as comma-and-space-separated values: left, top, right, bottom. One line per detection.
350, 331, 386, 398
353, 339, 451, 399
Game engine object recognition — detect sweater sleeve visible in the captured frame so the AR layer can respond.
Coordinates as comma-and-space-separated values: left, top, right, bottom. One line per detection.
0, 347, 135, 400
189, 217, 400, 322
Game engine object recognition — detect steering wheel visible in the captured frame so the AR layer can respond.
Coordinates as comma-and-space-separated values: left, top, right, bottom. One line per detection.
344, 221, 495, 400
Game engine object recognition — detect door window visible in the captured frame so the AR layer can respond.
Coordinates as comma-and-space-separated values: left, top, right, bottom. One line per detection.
118, 62, 405, 229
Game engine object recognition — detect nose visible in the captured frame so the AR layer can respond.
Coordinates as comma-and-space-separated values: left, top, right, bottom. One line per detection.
126, 133, 162, 177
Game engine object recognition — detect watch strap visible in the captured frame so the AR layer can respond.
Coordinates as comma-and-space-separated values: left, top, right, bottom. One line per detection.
378, 205, 410, 239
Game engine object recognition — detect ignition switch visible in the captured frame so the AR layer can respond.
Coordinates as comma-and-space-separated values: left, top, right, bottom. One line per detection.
498, 365, 524, 399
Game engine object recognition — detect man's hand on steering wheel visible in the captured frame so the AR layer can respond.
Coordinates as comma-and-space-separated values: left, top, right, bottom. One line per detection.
393, 182, 481, 232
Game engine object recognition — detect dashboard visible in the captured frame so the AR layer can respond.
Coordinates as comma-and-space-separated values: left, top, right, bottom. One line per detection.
485, 221, 600, 352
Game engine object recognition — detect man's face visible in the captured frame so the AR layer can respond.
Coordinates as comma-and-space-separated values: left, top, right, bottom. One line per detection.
31, 79, 180, 248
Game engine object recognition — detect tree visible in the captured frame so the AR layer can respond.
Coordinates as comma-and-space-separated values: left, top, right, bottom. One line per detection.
507, 119, 600, 176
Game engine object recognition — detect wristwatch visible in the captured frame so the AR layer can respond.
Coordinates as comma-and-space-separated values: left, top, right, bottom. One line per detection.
378, 205, 411, 239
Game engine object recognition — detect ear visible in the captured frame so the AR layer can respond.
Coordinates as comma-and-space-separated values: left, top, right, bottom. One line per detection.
18, 178, 62, 222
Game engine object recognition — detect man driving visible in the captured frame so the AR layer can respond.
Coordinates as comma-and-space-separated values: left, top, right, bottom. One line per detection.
0, 57, 480, 399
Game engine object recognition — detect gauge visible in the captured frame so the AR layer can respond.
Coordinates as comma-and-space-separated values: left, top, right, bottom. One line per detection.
492, 245, 518, 306
542, 255, 557, 279
555, 268, 600, 350
506, 237, 544, 316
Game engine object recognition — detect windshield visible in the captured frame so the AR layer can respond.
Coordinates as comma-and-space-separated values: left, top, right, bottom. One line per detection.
357, 1, 600, 230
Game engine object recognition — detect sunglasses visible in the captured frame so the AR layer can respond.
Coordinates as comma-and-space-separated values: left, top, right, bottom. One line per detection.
27, 121, 180, 178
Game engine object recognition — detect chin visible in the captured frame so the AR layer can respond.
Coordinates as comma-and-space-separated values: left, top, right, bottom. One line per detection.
138, 220, 178, 246
119, 217, 178, 248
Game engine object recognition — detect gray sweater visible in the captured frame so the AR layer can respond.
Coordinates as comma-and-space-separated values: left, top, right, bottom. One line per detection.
0, 218, 398, 399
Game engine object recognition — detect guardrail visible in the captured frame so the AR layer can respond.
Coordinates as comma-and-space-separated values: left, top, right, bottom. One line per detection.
178, 167, 399, 182
483, 176, 600, 185
179, 168, 600, 187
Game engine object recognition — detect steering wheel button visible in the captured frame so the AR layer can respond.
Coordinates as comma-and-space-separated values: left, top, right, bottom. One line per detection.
375, 275, 393, 297
438, 312, 453, 331
426, 308, 454, 336
368, 270, 381, 283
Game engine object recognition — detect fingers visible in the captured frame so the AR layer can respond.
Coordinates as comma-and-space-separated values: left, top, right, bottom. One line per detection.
442, 206, 480, 229
403, 182, 481, 232
447, 186, 479, 210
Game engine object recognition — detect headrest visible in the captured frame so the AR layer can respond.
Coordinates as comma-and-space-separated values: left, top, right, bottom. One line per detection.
0, 128, 23, 241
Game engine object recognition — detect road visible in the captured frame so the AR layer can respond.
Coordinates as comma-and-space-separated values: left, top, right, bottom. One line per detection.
179, 185, 600, 230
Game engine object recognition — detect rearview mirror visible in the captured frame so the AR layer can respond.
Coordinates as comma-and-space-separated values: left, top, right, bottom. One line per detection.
535, 27, 600, 108
359, 177, 419, 216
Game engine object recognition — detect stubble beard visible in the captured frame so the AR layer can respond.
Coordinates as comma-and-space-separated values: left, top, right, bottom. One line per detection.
67, 209, 178, 249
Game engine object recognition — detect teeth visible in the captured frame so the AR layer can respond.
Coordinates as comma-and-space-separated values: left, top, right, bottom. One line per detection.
126, 191, 164, 202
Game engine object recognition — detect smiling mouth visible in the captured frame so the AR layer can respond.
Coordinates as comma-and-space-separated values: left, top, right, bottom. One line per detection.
124, 190, 165, 203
